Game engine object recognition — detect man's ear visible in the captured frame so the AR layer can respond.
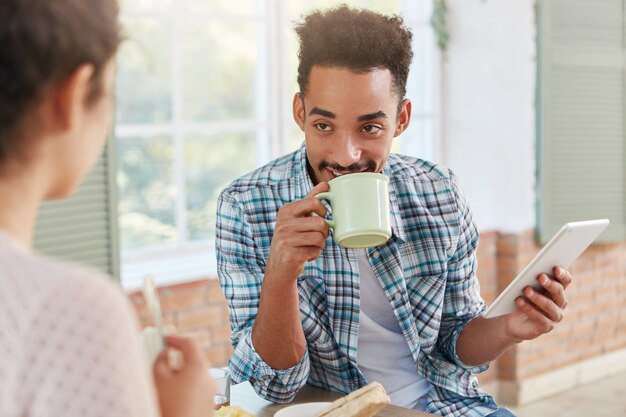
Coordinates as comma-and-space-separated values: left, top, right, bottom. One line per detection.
292, 92, 306, 132
394, 98, 412, 137
54, 63, 96, 131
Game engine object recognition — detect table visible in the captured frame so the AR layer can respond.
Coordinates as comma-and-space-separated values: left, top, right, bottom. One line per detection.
231, 382, 436, 417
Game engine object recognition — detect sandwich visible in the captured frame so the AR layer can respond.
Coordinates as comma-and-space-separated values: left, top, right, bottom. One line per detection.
312, 382, 390, 417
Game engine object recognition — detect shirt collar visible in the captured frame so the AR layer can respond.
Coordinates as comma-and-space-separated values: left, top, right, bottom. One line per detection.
291, 142, 314, 201
382, 159, 407, 244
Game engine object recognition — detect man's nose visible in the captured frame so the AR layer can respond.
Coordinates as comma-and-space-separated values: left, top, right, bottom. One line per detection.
333, 133, 362, 169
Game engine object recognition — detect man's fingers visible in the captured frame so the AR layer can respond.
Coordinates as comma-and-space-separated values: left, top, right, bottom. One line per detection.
293, 217, 330, 236
522, 286, 564, 323
302, 246, 325, 262
276, 216, 329, 237
537, 273, 568, 309
276, 230, 328, 251
307, 181, 329, 198
290, 231, 329, 249
515, 297, 556, 334
553, 266, 573, 289
279, 197, 328, 218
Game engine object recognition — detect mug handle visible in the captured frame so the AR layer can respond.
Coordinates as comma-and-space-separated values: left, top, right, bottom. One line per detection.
313, 192, 335, 228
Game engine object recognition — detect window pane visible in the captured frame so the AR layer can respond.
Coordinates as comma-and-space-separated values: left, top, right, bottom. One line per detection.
119, 0, 171, 13
407, 27, 435, 115
285, 0, 361, 18
393, 117, 433, 158
365, 0, 400, 14
185, 132, 259, 241
398, 0, 431, 21
180, 0, 261, 16
118, 136, 176, 250
114, 0, 437, 286
117, 17, 172, 124
287, 124, 304, 153
181, 19, 260, 122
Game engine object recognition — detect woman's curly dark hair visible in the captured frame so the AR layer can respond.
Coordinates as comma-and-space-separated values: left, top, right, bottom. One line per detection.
295, 5, 413, 101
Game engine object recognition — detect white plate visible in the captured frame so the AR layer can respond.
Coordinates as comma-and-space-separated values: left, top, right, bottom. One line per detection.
274, 402, 331, 417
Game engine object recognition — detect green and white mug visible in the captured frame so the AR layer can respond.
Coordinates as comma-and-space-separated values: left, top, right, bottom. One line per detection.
315, 172, 391, 248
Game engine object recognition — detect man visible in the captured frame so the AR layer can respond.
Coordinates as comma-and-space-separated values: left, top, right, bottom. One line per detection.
216, 6, 571, 417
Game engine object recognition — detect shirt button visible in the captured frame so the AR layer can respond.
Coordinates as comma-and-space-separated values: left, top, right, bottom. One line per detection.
372, 250, 380, 259
394, 292, 402, 301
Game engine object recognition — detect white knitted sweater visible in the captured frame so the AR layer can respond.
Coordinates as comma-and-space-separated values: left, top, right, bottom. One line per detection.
0, 232, 159, 417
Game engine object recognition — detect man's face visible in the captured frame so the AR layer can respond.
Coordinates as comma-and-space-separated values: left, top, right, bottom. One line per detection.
293, 65, 411, 185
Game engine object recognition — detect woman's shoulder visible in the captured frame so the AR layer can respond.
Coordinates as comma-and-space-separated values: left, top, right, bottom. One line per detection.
0, 236, 135, 334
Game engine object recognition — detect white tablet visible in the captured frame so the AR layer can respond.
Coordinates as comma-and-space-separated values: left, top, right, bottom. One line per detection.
483, 219, 610, 318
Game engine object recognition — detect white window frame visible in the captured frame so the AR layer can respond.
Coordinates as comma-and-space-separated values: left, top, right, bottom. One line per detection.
118, 0, 441, 290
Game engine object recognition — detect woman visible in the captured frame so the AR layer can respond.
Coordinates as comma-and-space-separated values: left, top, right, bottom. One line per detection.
0, 0, 214, 416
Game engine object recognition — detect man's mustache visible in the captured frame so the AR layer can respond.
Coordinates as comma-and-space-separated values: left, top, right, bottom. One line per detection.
318, 160, 377, 173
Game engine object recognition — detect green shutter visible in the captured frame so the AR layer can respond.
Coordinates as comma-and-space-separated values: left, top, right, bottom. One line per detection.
537, 0, 626, 242
33, 140, 120, 279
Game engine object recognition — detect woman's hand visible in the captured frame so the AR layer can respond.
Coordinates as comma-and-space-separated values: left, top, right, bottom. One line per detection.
154, 335, 215, 417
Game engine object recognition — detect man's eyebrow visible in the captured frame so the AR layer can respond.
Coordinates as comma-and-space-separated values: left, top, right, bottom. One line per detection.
357, 111, 387, 122
309, 107, 336, 118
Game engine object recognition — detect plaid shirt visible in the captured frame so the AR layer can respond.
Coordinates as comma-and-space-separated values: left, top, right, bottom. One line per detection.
216, 144, 500, 416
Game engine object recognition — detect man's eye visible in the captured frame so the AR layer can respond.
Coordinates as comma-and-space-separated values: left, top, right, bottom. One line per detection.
362, 125, 382, 133
315, 123, 332, 131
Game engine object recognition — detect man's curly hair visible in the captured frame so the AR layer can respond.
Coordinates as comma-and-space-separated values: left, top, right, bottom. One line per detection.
295, 5, 413, 101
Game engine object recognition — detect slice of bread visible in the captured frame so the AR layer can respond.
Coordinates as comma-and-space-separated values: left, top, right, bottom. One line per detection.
312, 382, 390, 417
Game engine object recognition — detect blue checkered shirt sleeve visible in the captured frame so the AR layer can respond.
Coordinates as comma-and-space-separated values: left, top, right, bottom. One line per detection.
435, 171, 489, 373
216, 189, 310, 403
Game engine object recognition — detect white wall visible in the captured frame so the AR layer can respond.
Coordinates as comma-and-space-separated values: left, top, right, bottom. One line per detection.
442, 0, 536, 233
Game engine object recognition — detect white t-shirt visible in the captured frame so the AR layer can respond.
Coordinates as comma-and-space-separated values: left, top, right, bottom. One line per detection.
0, 232, 159, 417
355, 249, 430, 410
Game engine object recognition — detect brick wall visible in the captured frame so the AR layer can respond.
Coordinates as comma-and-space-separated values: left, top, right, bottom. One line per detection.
476, 230, 626, 395
495, 231, 626, 380
475, 231, 499, 385
127, 230, 626, 399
